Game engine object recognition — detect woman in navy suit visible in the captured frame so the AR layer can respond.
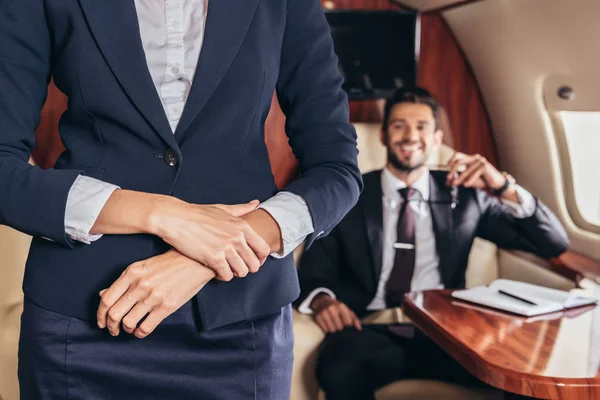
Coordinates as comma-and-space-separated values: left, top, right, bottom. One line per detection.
0, 0, 362, 398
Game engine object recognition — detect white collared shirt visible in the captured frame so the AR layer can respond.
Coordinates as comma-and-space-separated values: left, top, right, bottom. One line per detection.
368, 168, 442, 309
134, 0, 208, 133
298, 167, 536, 313
63, 2, 314, 257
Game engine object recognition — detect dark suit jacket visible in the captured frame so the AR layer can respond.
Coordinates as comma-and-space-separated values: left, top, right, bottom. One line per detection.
297, 170, 569, 318
0, 0, 362, 330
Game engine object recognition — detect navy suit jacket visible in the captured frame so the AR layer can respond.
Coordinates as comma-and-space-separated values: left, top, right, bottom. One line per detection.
0, 0, 362, 330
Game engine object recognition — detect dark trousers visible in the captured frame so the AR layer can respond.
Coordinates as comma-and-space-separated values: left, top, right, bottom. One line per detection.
316, 324, 485, 400
18, 298, 293, 400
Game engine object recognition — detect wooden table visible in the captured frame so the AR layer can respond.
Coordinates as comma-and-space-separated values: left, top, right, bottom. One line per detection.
403, 289, 600, 399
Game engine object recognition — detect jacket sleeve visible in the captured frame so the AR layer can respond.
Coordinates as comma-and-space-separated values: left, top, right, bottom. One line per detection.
476, 190, 570, 258
0, 0, 82, 247
275, 0, 363, 250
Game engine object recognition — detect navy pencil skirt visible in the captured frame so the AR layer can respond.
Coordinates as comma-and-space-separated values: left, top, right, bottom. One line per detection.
18, 298, 293, 399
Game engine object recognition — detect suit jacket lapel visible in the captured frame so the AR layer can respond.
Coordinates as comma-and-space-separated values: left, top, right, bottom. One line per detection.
78, 0, 177, 151
362, 171, 384, 286
174, 0, 261, 138
428, 175, 455, 287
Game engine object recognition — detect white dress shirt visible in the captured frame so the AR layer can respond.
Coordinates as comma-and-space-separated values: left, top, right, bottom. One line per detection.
298, 167, 536, 313
135, 0, 207, 133
64, 0, 314, 257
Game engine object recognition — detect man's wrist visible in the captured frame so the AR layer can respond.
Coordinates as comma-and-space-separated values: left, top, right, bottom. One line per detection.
485, 169, 508, 191
490, 172, 518, 201
310, 293, 335, 313
499, 184, 520, 203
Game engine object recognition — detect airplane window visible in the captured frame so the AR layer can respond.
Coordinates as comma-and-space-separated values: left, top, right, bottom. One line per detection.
559, 111, 600, 225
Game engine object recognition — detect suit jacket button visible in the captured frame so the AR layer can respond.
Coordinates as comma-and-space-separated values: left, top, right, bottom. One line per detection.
164, 148, 179, 167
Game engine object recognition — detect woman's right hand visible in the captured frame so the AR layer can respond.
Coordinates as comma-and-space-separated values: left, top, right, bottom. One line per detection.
149, 197, 271, 281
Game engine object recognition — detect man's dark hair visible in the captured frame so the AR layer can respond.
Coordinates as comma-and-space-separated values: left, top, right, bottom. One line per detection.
382, 87, 441, 133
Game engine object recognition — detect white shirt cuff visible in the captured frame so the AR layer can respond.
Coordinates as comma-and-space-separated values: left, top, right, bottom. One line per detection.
297, 288, 336, 314
500, 184, 536, 219
258, 191, 314, 258
65, 175, 120, 244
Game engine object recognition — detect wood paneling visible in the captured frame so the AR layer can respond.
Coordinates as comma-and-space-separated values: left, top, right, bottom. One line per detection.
33, 81, 66, 169
404, 290, 600, 399
264, 95, 299, 189
418, 12, 497, 164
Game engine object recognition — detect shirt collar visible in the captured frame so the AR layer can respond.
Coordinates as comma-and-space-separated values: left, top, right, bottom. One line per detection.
381, 167, 430, 201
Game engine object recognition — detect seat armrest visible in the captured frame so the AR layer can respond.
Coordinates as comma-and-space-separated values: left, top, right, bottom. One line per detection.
547, 250, 600, 284
503, 249, 600, 286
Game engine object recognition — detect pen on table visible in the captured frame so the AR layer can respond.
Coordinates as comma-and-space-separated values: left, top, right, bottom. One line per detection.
498, 290, 538, 306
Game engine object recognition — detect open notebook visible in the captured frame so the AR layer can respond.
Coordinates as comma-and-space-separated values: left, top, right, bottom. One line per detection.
451, 279, 598, 317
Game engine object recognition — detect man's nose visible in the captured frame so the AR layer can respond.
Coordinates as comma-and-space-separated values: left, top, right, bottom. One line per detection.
402, 126, 420, 142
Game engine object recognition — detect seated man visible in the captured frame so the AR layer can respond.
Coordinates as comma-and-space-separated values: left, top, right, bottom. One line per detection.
295, 87, 569, 400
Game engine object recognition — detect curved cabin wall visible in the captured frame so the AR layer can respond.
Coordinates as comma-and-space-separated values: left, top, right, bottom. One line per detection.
33, 1, 496, 192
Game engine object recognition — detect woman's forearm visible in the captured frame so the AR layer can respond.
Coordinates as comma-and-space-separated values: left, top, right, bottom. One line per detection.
89, 189, 168, 236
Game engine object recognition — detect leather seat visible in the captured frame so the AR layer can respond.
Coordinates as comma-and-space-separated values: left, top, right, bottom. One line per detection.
0, 225, 31, 400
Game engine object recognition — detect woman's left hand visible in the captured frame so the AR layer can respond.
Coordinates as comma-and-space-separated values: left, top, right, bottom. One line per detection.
96, 249, 216, 338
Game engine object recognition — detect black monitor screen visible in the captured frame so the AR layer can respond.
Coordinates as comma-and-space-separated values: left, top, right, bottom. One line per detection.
325, 10, 418, 100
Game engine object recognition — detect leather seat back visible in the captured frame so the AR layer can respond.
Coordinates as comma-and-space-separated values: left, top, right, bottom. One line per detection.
0, 225, 31, 400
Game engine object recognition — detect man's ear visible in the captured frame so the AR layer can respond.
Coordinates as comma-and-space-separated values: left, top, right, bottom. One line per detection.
379, 129, 386, 146
433, 129, 443, 147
